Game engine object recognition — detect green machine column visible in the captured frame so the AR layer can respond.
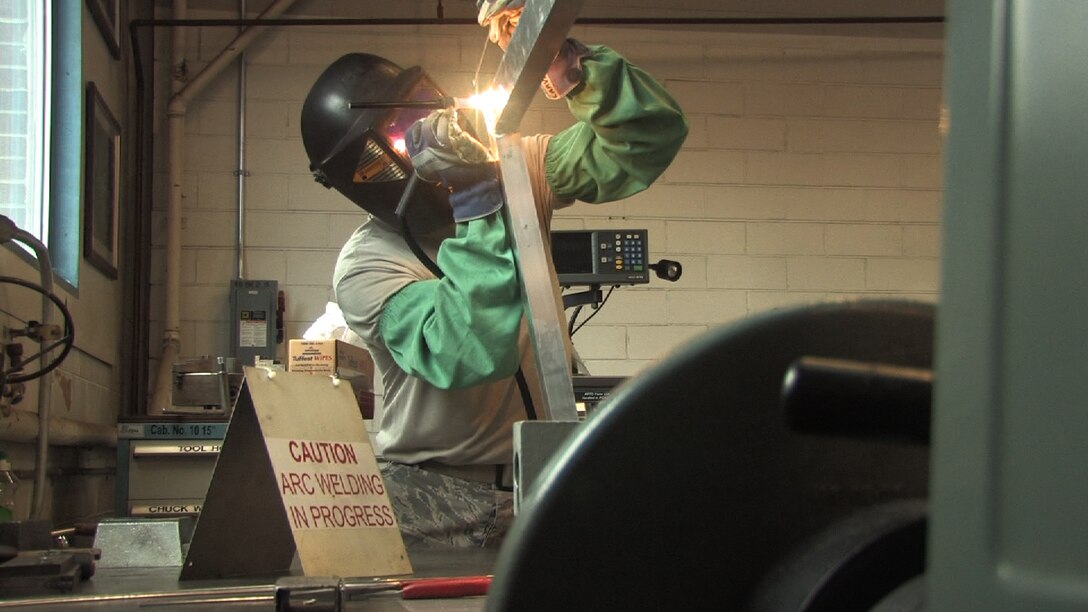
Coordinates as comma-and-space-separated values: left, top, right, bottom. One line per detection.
930, 1, 1088, 609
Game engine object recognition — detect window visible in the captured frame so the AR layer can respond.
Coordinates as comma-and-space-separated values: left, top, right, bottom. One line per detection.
0, 2, 81, 286
0, 2, 48, 239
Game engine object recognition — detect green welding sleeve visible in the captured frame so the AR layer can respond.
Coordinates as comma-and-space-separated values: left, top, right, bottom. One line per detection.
378, 212, 523, 390
545, 45, 689, 203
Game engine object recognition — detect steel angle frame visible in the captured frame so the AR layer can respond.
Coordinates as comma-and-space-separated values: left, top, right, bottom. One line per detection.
491, 0, 585, 422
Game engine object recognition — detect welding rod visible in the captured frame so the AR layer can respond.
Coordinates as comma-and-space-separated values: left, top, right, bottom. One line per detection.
349, 97, 461, 109
348, 95, 491, 110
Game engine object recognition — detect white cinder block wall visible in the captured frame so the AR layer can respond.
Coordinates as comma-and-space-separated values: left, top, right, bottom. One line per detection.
152, 10, 943, 404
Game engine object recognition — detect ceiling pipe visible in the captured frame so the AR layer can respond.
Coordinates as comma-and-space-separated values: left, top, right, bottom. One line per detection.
147, 0, 299, 416
130, 16, 943, 27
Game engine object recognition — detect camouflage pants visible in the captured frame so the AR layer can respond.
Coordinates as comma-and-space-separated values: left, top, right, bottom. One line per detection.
379, 461, 515, 549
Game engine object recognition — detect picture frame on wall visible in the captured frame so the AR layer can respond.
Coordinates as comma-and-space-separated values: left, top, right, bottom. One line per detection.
84, 83, 121, 280
86, 0, 121, 59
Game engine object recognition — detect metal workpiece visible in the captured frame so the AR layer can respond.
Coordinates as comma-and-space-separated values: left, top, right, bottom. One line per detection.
496, 135, 578, 422
492, 0, 585, 135
94, 517, 193, 569
489, 0, 585, 422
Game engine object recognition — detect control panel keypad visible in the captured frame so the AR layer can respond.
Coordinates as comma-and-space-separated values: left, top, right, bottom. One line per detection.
598, 232, 646, 273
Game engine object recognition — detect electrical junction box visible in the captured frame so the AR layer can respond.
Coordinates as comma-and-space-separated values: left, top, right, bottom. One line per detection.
229, 280, 278, 367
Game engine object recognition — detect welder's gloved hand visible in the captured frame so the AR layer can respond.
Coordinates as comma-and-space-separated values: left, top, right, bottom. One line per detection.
407, 110, 504, 223
477, 0, 524, 50
542, 38, 591, 100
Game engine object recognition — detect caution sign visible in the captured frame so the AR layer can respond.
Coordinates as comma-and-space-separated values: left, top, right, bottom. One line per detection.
270, 438, 397, 530
180, 367, 411, 580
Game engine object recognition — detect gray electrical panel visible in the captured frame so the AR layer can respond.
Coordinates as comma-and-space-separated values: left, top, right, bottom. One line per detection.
228, 279, 278, 367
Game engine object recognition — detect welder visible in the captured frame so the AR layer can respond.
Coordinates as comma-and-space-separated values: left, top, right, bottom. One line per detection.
300, 0, 688, 548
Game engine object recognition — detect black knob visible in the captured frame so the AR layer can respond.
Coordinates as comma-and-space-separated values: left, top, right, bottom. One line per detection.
650, 259, 682, 282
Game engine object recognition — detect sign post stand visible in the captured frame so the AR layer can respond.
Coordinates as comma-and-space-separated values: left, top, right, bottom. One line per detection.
180, 367, 411, 580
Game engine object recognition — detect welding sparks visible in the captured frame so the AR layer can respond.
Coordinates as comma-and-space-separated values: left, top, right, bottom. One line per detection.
457, 87, 510, 135
460, 87, 510, 112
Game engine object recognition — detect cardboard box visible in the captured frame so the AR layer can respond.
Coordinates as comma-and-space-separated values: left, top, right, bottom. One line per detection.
288, 339, 373, 376
288, 339, 376, 418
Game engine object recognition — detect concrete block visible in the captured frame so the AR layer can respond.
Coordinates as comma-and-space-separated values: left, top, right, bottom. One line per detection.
707, 255, 788, 290
787, 257, 866, 290
748, 222, 825, 255
666, 221, 745, 255
825, 224, 904, 256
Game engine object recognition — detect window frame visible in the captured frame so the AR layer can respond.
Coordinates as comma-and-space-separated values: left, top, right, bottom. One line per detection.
1, 1, 82, 291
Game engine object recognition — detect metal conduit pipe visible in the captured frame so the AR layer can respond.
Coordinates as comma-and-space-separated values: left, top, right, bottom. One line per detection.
146, 0, 188, 431
237, 0, 248, 280
0, 409, 117, 448
147, 0, 298, 415
0, 222, 57, 518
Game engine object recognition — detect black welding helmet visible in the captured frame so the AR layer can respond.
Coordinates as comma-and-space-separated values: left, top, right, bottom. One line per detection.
301, 53, 454, 233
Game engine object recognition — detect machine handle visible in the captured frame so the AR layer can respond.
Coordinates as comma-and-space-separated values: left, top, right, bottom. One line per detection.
781, 356, 932, 445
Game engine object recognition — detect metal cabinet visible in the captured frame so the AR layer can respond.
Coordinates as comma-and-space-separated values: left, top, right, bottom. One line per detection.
115, 421, 227, 518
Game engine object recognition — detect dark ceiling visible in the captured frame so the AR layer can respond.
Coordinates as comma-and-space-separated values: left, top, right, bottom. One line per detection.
149, 0, 945, 38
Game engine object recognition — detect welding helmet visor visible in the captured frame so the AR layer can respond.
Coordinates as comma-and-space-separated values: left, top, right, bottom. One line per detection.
351, 78, 449, 183
301, 54, 454, 233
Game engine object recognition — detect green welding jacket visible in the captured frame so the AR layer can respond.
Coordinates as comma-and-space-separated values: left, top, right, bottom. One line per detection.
377, 212, 523, 389
546, 44, 689, 203
358, 45, 687, 391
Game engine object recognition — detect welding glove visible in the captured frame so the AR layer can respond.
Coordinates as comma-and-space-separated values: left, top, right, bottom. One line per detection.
477, 1, 588, 100
542, 38, 591, 100
477, 0, 524, 50
406, 109, 504, 223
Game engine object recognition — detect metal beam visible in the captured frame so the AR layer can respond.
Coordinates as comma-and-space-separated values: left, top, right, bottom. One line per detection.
496, 136, 577, 421
491, 0, 585, 422
493, 0, 585, 135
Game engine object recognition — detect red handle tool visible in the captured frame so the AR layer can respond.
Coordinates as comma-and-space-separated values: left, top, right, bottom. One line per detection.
399, 575, 492, 599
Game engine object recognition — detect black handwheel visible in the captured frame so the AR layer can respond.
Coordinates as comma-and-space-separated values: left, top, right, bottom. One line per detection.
486, 300, 934, 611
0, 275, 76, 384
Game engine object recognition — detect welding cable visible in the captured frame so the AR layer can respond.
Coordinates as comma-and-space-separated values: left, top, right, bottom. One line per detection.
396, 175, 445, 279
399, 216, 444, 279
567, 304, 583, 337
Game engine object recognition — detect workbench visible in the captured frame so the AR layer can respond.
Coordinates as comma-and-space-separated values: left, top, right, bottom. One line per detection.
0, 547, 496, 611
